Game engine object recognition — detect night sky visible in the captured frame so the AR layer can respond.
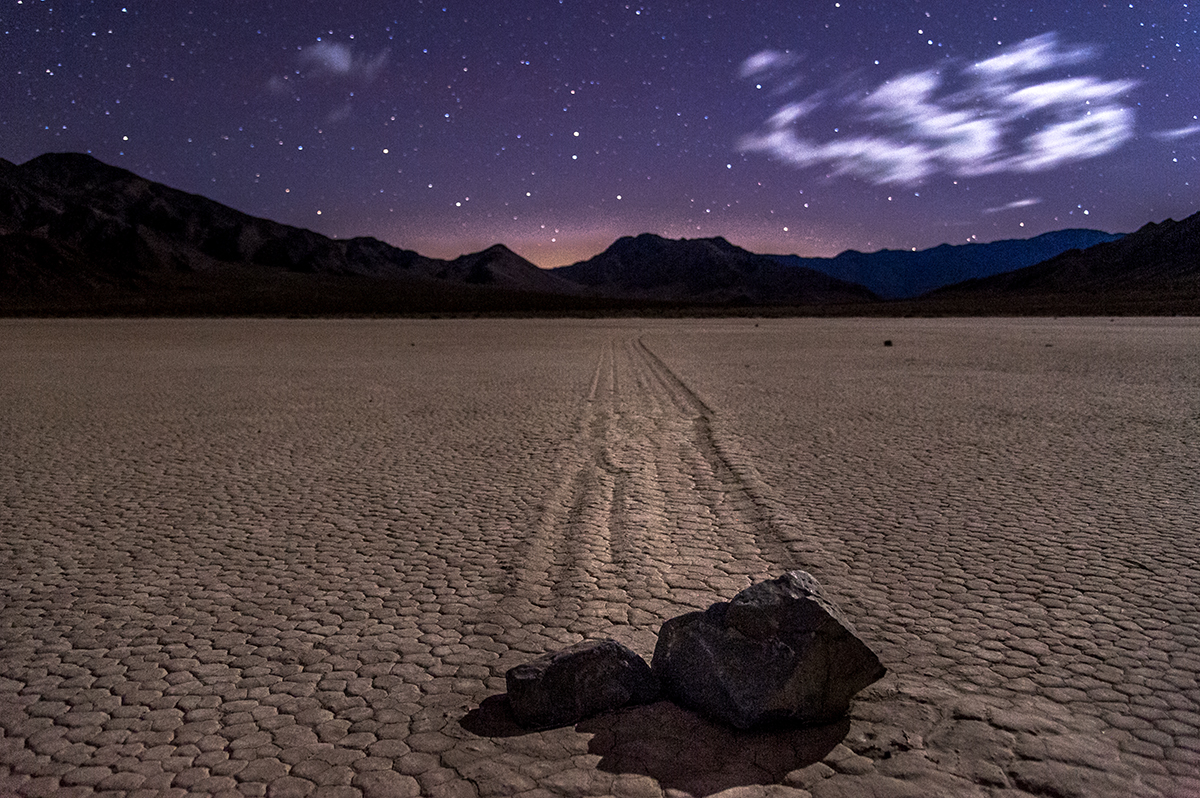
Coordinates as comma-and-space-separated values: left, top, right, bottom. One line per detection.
4, 2, 1197, 267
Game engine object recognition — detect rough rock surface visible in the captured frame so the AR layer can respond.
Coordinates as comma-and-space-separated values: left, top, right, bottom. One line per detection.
653, 570, 886, 729
506, 639, 661, 729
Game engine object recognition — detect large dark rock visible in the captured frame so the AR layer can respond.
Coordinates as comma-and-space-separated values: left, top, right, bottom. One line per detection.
652, 571, 885, 729
505, 639, 661, 729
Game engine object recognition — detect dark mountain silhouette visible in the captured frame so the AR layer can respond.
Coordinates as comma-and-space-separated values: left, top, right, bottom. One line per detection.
920, 210, 1200, 314
771, 229, 1123, 299
2, 152, 1196, 316
551, 233, 877, 306
0, 152, 585, 314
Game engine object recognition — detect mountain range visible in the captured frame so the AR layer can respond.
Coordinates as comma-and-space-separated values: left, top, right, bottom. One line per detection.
2, 152, 1197, 315
768, 230, 1124, 299
549, 233, 873, 306
0, 152, 595, 315
922, 213, 1200, 314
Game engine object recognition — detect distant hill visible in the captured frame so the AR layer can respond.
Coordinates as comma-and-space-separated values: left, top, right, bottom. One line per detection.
920, 211, 1200, 314
771, 229, 1124, 299
551, 233, 877, 306
0, 152, 585, 314
2, 152, 1196, 316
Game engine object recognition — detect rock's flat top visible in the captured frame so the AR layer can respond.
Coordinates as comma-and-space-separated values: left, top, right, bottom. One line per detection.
1, 317, 1198, 798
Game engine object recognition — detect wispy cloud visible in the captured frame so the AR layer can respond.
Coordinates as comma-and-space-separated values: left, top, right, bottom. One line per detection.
268, 41, 389, 121
739, 49, 800, 79
300, 42, 356, 76
983, 197, 1043, 214
738, 33, 1138, 186
295, 42, 389, 82
1153, 124, 1200, 141
966, 33, 1093, 81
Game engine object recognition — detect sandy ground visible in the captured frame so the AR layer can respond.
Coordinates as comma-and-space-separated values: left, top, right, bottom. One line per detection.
1, 317, 1198, 798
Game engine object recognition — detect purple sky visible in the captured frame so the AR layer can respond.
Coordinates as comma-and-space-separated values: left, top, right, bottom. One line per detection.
4, 1, 1197, 267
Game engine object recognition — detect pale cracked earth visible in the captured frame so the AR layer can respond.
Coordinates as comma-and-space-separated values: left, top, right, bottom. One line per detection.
1, 317, 1198, 798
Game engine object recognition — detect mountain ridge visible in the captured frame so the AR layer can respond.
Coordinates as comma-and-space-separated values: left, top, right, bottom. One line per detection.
2, 152, 1197, 315
924, 212, 1200, 313
0, 153, 582, 285
551, 233, 877, 305
770, 229, 1124, 299
0, 152, 587, 313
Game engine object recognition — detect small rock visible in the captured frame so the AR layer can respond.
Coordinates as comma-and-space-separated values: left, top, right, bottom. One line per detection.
505, 639, 660, 729
785, 761, 836, 790
824, 743, 877, 775
652, 570, 885, 729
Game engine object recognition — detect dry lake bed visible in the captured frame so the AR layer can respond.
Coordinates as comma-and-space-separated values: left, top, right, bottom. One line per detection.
1, 317, 1198, 798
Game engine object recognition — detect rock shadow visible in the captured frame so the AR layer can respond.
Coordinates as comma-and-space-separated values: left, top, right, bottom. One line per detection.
460, 694, 849, 797
459, 694, 530, 738
578, 701, 849, 796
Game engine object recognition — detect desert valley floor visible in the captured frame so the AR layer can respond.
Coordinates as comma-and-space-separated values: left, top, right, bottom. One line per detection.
1, 317, 1198, 798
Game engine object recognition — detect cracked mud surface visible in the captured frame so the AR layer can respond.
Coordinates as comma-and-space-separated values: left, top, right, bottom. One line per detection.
2, 317, 1198, 797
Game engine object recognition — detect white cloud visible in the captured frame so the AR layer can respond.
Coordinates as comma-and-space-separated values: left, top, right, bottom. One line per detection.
766, 98, 822, 127
983, 197, 1043, 214
301, 42, 355, 76
738, 33, 1138, 186
740, 49, 798, 78
1004, 76, 1137, 113
967, 32, 1092, 81
825, 137, 936, 185
862, 70, 941, 118
269, 41, 390, 121
739, 129, 937, 184
1013, 106, 1134, 171
295, 41, 389, 82
1153, 124, 1200, 140
860, 70, 1006, 173
358, 49, 390, 83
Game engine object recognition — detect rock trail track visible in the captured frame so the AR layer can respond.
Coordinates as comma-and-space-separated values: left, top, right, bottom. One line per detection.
505, 337, 795, 645
1, 318, 1198, 798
